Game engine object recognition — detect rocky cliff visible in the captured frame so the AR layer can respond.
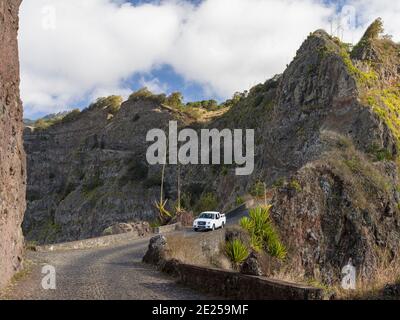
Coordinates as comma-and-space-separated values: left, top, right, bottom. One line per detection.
176, 25, 400, 285
0, 0, 25, 290
24, 20, 400, 285
24, 98, 191, 243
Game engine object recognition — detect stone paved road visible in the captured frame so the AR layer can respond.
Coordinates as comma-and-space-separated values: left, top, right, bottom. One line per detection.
1, 210, 248, 300
1, 237, 212, 300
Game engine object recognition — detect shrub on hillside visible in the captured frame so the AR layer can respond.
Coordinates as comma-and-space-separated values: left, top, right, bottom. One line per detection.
362, 17, 384, 40
166, 92, 184, 108
195, 192, 218, 213
186, 99, 220, 111
225, 239, 249, 269
250, 181, 265, 198
129, 87, 166, 104
61, 109, 81, 123
236, 196, 245, 206
89, 96, 123, 115
33, 109, 81, 129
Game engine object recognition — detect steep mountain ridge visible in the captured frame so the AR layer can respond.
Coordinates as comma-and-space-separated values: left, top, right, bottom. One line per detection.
183, 28, 390, 206
268, 26, 400, 284
24, 21, 400, 285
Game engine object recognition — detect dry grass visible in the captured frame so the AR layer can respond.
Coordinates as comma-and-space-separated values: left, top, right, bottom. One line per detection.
334, 248, 400, 300
0, 259, 35, 299
267, 246, 400, 300
166, 233, 232, 270
160, 104, 229, 125
320, 131, 393, 212
166, 234, 211, 267
166, 232, 400, 299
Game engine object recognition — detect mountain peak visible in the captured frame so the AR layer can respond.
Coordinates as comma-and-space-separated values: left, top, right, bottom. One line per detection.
352, 19, 400, 68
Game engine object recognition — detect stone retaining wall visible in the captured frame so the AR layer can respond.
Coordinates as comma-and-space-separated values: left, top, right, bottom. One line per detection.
37, 231, 144, 252
36, 223, 183, 252
163, 261, 324, 300
154, 222, 182, 234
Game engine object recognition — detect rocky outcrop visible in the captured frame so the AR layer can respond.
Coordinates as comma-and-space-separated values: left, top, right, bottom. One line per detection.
383, 283, 400, 298
240, 252, 263, 276
267, 30, 400, 284
0, 0, 25, 290
142, 235, 168, 267
271, 155, 400, 284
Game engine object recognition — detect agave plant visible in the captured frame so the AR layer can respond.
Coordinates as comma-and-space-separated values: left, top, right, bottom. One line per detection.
249, 206, 271, 234
250, 233, 264, 253
268, 239, 287, 260
154, 140, 174, 224
239, 217, 253, 232
154, 200, 172, 218
242, 206, 287, 260
225, 239, 249, 269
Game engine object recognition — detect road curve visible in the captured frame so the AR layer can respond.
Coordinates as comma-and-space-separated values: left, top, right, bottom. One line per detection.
1, 237, 213, 300
2, 210, 249, 300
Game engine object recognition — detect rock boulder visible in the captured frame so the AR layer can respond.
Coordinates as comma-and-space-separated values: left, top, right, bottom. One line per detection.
142, 235, 168, 267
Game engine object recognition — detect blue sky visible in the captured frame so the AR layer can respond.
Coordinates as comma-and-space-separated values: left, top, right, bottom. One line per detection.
68, 65, 212, 114
19, 0, 400, 119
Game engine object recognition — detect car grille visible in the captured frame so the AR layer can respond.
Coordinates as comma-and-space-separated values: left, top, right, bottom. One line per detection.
198, 221, 206, 226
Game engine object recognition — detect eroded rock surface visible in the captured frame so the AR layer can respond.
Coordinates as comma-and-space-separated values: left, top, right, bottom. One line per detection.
0, 0, 25, 290
142, 235, 168, 267
23, 99, 183, 244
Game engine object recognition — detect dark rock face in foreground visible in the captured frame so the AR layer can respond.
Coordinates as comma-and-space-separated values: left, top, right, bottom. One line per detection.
0, 0, 26, 290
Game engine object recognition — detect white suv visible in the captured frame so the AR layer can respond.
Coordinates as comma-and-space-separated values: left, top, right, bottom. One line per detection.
193, 211, 226, 232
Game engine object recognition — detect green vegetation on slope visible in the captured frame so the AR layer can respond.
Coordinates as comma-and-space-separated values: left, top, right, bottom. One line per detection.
225, 239, 249, 269
195, 192, 219, 213
32, 95, 123, 130
240, 206, 287, 260
334, 19, 400, 154
363, 85, 400, 148
327, 137, 393, 211
338, 46, 378, 88
89, 95, 123, 115
33, 109, 81, 130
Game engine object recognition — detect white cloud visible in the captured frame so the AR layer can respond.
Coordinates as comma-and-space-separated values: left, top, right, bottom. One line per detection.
20, 0, 185, 116
345, 0, 400, 41
19, 0, 400, 118
139, 77, 169, 94
167, 0, 333, 97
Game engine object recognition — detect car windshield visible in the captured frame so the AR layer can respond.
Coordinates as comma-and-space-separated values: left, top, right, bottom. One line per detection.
199, 213, 215, 219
